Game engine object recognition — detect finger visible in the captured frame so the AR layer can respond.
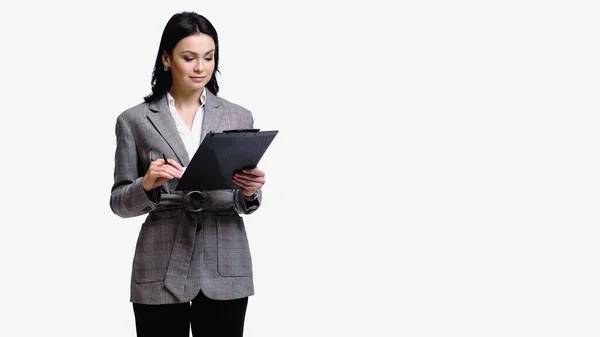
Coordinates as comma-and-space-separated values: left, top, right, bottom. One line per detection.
232, 180, 252, 192
234, 173, 265, 185
232, 176, 253, 188
233, 176, 262, 190
232, 179, 245, 188
160, 165, 183, 178
234, 172, 261, 181
151, 169, 175, 180
150, 159, 164, 168
234, 184, 256, 196
241, 168, 265, 177
155, 171, 175, 180
150, 159, 173, 172
164, 158, 184, 171
242, 168, 264, 177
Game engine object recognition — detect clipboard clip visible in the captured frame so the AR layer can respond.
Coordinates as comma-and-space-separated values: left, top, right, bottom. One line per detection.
223, 129, 260, 133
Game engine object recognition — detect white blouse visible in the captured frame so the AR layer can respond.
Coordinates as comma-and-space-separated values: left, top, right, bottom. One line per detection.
166, 88, 207, 161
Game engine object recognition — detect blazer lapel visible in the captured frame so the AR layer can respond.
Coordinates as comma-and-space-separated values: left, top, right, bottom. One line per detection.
201, 90, 224, 141
147, 95, 190, 166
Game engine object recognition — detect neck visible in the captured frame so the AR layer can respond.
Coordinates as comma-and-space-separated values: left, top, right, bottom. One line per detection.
169, 85, 204, 107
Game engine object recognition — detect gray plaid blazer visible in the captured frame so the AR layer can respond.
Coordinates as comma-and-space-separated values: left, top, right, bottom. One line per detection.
110, 90, 262, 305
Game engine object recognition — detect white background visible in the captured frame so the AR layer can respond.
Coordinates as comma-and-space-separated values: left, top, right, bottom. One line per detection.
0, 0, 599, 336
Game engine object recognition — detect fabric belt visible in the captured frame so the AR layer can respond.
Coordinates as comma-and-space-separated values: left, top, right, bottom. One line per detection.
153, 191, 235, 213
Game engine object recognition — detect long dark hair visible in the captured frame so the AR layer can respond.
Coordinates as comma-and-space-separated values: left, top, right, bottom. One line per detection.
144, 12, 220, 103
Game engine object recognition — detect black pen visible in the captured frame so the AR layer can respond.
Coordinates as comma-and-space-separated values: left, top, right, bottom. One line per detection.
163, 153, 171, 166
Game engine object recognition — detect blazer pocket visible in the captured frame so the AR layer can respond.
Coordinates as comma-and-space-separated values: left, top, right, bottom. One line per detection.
216, 215, 253, 277
132, 219, 178, 283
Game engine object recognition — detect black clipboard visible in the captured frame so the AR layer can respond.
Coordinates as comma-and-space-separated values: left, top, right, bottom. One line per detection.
175, 129, 278, 191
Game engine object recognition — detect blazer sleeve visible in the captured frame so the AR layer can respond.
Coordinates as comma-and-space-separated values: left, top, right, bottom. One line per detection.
231, 111, 262, 215
109, 116, 159, 218
233, 188, 262, 215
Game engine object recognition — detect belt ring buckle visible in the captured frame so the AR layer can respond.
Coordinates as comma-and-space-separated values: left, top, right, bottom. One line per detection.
186, 190, 206, 212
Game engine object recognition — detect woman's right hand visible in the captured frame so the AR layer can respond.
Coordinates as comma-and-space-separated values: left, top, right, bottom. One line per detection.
142, 157, 184, 191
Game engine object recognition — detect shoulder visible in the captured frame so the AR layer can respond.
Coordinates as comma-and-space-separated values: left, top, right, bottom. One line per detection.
115, 101, 152, 125
215, 96, 253, 118
213, 95, 254, 127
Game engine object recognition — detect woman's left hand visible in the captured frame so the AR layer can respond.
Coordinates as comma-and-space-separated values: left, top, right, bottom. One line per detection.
233, 168, 265, 196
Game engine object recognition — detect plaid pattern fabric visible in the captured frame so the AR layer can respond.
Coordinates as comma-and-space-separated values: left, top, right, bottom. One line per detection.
110, 91, 261, 304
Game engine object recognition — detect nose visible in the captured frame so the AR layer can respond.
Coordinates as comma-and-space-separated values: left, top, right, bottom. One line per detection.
194, 60, 205, 73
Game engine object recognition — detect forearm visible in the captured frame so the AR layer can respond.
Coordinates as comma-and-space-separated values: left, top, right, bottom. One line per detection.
110, 177, 160, 218
110, 116, 161, 218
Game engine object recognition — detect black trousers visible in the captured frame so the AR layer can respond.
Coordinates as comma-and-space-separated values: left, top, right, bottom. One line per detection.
132, 290, 248, 337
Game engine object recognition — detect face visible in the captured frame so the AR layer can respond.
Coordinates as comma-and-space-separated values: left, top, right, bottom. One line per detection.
163, 33, 216, 94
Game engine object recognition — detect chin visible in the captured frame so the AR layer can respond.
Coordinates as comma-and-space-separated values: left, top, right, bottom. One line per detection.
188, 81, 207, 90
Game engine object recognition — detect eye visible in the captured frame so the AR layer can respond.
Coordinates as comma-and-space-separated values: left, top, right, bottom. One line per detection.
184, 57, 194, 62
204, 57, 214, 61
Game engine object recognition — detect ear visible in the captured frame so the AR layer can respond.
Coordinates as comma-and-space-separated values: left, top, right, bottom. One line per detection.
162, 51, 170, 67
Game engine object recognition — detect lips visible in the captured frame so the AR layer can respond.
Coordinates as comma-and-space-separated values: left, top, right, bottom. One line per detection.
190, 76, 206, 82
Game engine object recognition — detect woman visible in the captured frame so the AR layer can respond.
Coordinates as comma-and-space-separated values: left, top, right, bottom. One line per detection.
109, 11, 265, 337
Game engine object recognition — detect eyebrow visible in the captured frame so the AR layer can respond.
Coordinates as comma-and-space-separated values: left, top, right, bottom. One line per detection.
181, 49, 215, 57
